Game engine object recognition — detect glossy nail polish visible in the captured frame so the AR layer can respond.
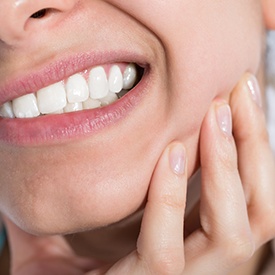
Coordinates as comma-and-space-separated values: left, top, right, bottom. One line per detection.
247, 75, 262, 108
216, 104, 232, 136
169, 144, 185, 175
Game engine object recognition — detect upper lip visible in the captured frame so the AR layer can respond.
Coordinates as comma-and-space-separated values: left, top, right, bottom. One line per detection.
0, 50, 147, 106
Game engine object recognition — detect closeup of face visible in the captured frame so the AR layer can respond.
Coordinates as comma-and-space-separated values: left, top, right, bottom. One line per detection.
0, 0, 266, 235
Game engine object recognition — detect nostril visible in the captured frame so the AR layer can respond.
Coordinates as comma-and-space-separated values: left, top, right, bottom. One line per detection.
30, 9, 48, 19
0, 1, 77, 45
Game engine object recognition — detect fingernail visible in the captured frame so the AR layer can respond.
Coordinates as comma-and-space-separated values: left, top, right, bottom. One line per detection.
216, 104, 232, 136
169, 144, 186, 175
247, 75, 262, 108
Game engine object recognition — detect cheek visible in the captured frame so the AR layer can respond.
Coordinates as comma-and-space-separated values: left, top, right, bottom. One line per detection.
170, 2, 262, 92
166, 0, 263, 135
161, 2, 263, 176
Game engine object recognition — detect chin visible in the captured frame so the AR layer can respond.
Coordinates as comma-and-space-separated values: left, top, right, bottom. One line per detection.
3, 152, 155, 236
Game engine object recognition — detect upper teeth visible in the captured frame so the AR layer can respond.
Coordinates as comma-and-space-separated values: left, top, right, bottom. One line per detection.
0, 63, 137, 119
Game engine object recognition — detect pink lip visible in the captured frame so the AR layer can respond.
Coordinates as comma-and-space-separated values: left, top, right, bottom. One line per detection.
0, 51, 149, 146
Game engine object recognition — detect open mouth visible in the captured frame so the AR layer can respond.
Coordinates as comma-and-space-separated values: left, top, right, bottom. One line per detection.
0, 63, 144, 119
0, 57, 149, 146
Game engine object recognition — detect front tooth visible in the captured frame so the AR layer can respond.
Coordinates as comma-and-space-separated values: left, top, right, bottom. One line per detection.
64, 102, 83, 113
123, 63, 137, 90
37, 82, 67, 114
12, 94, 40, 118
89, 67, 109, 99
66, 74, 89, 103
0, 102, 15, 118
52, 109, 64, 114
108, 65, 123, 93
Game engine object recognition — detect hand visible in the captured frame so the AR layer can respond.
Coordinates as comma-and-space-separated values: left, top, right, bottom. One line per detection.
4, 73, 275, 274
101, 73, 275, 274
229, 74, 275, 248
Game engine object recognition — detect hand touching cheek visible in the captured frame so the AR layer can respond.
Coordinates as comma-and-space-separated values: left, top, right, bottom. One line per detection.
3, 74, 275, 275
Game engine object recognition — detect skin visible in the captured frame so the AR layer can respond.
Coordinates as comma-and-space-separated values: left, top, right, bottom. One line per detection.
0, 0, 265, 233
3, 75, 275, 274
0, 0, 275, 274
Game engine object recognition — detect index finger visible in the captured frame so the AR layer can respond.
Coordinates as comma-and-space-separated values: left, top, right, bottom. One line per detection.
137, 143, 187, 275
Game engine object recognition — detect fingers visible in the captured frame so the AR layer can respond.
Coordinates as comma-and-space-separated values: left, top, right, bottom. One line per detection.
136, 143, 187, 275
184, 100, 254, 273
135, 89, 259, 274
199, 102, 251, 241
104, 143, 188, 275
105, 74, 275, 275
230, 73, 275, 246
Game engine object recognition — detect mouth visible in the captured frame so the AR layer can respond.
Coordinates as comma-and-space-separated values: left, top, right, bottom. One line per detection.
0, 53, 148, 146
0, 63, 143, 119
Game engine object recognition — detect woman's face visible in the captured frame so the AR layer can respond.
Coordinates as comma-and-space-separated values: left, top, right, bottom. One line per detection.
0, 0, 263, 235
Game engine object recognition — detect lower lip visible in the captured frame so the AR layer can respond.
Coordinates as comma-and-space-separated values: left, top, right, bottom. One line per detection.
0, 70, 150, 146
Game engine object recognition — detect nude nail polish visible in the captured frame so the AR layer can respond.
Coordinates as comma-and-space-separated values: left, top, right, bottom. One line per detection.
247, 75, 262, 108
216, 104, 232, 136
169, 144, 185, 175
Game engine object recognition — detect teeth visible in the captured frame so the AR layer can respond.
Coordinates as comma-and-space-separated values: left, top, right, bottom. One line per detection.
52, 109, 64, 114
13, 94, 40, 118
123, 63, 137, 90
0, 102, 15, 118
89, 67, 109, 99
109, 65, 123, 93
64, 102, 83, 113
83, 98, 101, 110
66, 74, 89, 103
37, 81, 67, 114
0, 63, 139, 118
99, 92, 118, 106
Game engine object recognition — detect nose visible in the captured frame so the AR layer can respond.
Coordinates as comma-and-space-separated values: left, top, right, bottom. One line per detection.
0, 0, 78, 46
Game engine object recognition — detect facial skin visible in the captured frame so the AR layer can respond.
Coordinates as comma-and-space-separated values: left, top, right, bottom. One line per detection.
0, 0, 264, 235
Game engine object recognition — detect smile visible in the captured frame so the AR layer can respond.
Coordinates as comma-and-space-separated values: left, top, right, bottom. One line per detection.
0, 51, 150, 146
0, 63, 140, 119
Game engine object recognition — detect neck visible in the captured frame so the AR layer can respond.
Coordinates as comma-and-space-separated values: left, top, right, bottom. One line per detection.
66, 210, 143, 263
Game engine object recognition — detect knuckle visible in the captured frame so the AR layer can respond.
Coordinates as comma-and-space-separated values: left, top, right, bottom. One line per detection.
158, 194, 185, 211
155, 177, 185, 211
223, 234, 255, 266
147, 250, 185, 275
202, 142, 238, 174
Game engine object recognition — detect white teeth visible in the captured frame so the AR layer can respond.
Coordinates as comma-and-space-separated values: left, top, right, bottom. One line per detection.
0, 102, 15, 118
64, 102, 83, 113
13, 94, 40, 118
89, 67, 109, 99
37, 81, 67, 114
66, 74, 89, 103
123, 63, 137, 90
83, 98, 101, 110
109, 65, 123, 93
0, 63, 139, 118
52, 109, 64, 114
99, 92, 118, 106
